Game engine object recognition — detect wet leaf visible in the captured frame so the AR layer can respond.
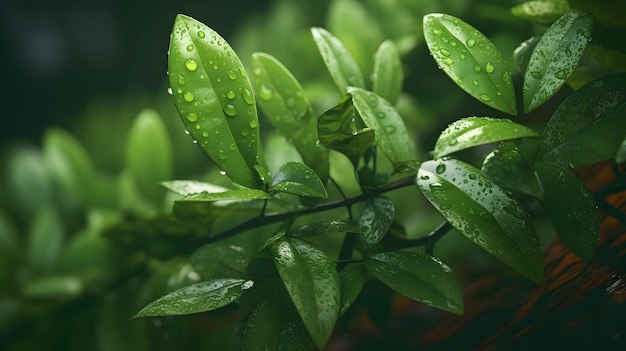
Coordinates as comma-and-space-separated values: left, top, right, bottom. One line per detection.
161, 180, 229, 196
482, 141, 544, 199
133, 278, 254, 317
357, 197, 395, 249
191, 243, 250, 280
272, 237, 340, 349
269, 162, 328, 198
177, 188, 271, 202
290, 220, 363, 238
434, 117, 541, 159
416, 159, 543, 282
364, 250, 463, 314
511, 1, 571, 25
242, 296, 286, 351
535, 161, 598, 261
514, 36, 541, 76
311, 27, 366, 93
338, 263, 367, 315
372, 40, 403, 104
523, 10, 594, 113
168, 14, 263, 188
423, 13, 517, 115
348, 87, 416, 170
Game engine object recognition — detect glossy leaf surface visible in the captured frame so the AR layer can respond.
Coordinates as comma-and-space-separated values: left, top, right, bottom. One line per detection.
269, 162, 328, 198
364, 251, 463, 314
290, 220, 363, 238
348, 87, 416, 170
168, 14, 262, 188
191, 243, 249, 279
372, 40, 403, 104
311, 27, 366, 93
338, 263, 367, 315
434, 117, 541, 159
242, 297, 286, 351
178, 188, 271, 202
535, 161, 598, 261
514, 36, 541, 75
423, 13, 516, 115
161, 180, 229, 196
357, 197, 395, 249
416, 159, 543, 282
134, 278, 254, 317
511, 1, 571, 25
482, 141, 544, 199
252, 53, 329, 182
523, 10, 593, 113
272, 238, 340, 349
317, 94, 375, 165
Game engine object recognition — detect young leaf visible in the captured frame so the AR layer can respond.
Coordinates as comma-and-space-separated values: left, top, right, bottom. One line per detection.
311, 27, 366, 93
357, 197, 395, 249
317, 94, 375, 165
535, 161, 598, 261
269, 162, 328, 199
125, 109, 173, 203
168, 14, 263, 189
416, 159, 543, 282
542, 73, 626, 168
290, 220, 363, 238
433, 117, 541, 159
161, 180, 229, 196
511, 1, 571, 25
133, 278, 254, 317
272, 237, 340, 350
251, 53, 329, 182
372, 40, 403, 105
482, 141, 544, 199
364, 251, 463, 314
177, 188, 271, 202
338, 263, 367, 315
423, 13, 517, 115
348, 87, 416, 170
522, 10, 594, 113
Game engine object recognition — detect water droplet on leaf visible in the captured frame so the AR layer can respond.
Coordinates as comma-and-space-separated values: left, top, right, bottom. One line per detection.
185, 59, 198, 72
183, 91, 195, 102
485, 62, 495, 74
186, 113, 198, 122
466, 38, 476, 47
436, 164, 446, 174
224, 104, 237, 117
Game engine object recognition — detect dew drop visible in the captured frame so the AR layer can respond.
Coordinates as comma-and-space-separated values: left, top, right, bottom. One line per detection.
469, 174, 477, 180
202, 131, 209, 137
460, 54, 466, 60
444, 58, 453, 66
183, 91, 195, 102
466, 38, 476, 47
433, 28, 442, 35
472, 80, 479, 86
440, 49, 450, 57
195, 124, 201, 130
249, 120, 259, 128
259, 83, 273, 100
219, 170, 227, 176
186, 45, 194, 52
167, 87, 173, 95
479, 94, 491, 101
285, 97, 296, 107
243, 88, 254, 105
226, 90, 236, 99
239, 68, 248, 78
186, 112, 198, 122
436, 163, 446, 174
177, 75, 186, 85
223, 104, 237, 117
473, 64, 482, 73
218, 150, 227, 160
185, 59, 198, 72
197, 31, 205, 38
228, 70, 237, 80
420, 175, 430, 180
430, 183, 443, 189
485, 62, 495, 74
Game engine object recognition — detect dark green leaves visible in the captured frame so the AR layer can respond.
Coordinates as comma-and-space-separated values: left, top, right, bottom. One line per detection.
311, 27, 366, 93
416, 159, 543, 282
365, 251, 463, 314
133, 278, 254, 317
269, 162, 328, 198
423, 13, 517, 115
272, 237, 340, 349
542, 73, 626, 168
357, 197, 394, 249
523, 10, 593, 113
168, 15, 263, 189
535, 161, 598, 261
434, 117, 541, 159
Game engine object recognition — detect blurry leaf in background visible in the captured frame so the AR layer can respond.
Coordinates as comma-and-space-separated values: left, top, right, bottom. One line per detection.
27, 206, 65, 275
372, 40, 404, 105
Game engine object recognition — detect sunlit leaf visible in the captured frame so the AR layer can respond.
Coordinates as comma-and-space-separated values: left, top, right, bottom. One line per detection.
416, 159, 543, 282
133, 278, 254, 317
372, 40, 403, 104
523, 10, 593, 113
161, 180, 229, 196
535, 161, 598, 261
511, 1, 571, 25
348, 87, 416, 170
433, 117, 541, 159
290, 220, 363, 238
311, 27, 366, 93
269, 162, 328, 198
272, 238, 340, 349
168, 14, 263, 188
357, 197, 395, 249
423, 13, 517, 115
177, 188, 271, 202
364, 250, 463, 314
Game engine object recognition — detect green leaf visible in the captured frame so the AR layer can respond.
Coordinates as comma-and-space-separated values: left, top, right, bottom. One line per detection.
191, 243, 249, 280
242, 296, 287, 351
348, 87, 416, 170
482, 141, 544, 199
364, 251, 463, 314
535, 161, 598, 261
542, 73, 626, 168
168, 14, 263, 189
125, 109, 173, 203
269, 162, 328, 199
311, 27, 366, 93
423, 13, 517, 115
290, 220, 363, 238
617, 136, 626, 165
433, 117, 541, 159
416, 159, 543, 282
522, 10, 594, 113
372, 40, 403, 105
338, 263, 367, 316
21, 275, 82, 299
511, 1, 571, 25
317, 94, 375, 165
272, 238, 340, 349
133, 278, 254, 317
28, 207, 65, 274
514, 36, 541, 75
161, 180, 229, 196
177, 188, 271, 202
357, 197, 395, 249
251, 52, 329, 183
